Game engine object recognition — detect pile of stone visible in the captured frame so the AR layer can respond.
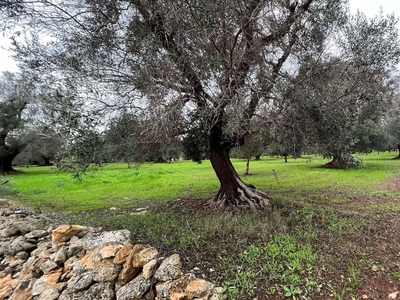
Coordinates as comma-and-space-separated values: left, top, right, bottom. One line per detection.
0, 204, 222, 300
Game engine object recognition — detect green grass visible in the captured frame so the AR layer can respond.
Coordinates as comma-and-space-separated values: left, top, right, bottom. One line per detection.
2, 152, 399, 212
1, 152, 400, 299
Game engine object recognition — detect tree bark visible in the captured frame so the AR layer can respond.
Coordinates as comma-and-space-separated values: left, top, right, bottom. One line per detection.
245, 158, 250, 175
207, 127, 269, 209
395, 145, 400, 159
322, 155, 342, 168
0, 150, 20, 174
40, 155, 53, 166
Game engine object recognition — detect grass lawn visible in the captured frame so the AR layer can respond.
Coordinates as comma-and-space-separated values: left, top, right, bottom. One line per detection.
1, 152, 400, 299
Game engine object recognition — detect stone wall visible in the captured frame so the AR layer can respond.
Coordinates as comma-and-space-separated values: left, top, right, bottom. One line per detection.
0, 203, 222, 300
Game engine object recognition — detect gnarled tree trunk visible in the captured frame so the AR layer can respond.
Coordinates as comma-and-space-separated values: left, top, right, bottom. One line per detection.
323, 155, 342, 169
0, 150, 20, 174
207, 127, 270, 209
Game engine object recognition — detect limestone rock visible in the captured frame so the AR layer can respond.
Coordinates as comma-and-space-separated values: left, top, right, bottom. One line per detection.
8, 236, 37, 255
59, 282, 114, 300
116, 274, 151, 300
185, 279, 213, 300
209, 294, 223, 300
15, 251, 30, 261
0, 206, 217, 300
0, 274, 19, 300
117, 244, 145, 284
52, 225, 85, 245
78, 229, 131, 250
79, 249, 102, 270
143, 259, 157, 279
39, 260, 58, 274
24, 230, 48, 240
98, 243, 122, 259
170, 292, 186, 300
67, 272, 94, 292
155, 281, 172, 300
31, 268, 62, 296
9, 279, 35, 300
133, 247, 158, 268
19, 257, 46, 281
0, 224, 21, 238
92, 259, 122, 282
54, 246, 68, 265
38, 288, 60, 300
154, 254, 182, 282
113, 244, 132, 264
155, 273, 195, 300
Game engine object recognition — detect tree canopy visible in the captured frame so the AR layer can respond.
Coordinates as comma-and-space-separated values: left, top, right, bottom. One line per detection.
2, 0, 400, 207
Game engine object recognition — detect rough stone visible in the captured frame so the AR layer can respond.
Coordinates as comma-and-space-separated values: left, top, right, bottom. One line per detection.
0, 205, 216, 300
31, 268, 62, 296
52, 225, 85, 245
113, 244, 132, 264
67, 271, 94, 292
0, 274, 19, 300
9, 279, 35, 300
15, 251, 30, 261
92, 259, 122, 282
59, 282, 114, 300
54, 246, 68, 265
0, 224, 21, 238
154, 254, 182, 282
118, 244, 145, 284
143, 258, 157, 279
24, 230, 48, 240
133, 247, 158, 268
116, 274, 151, 300
8, 236, 37, 255
78, 229, 131, 250
170, 292, 186, 300
38, 288, 60, 300
185, 279, 213, 300
98, 242, 122, 259
39, 260, 58, 274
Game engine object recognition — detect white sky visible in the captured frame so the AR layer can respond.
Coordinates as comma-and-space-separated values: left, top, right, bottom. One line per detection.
1, 0, 400, 73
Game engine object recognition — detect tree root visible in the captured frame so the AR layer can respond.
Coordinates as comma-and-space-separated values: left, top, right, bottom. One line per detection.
206, 180, 270, 210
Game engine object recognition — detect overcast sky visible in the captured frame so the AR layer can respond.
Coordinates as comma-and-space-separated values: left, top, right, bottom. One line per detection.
1, 0, 400, 73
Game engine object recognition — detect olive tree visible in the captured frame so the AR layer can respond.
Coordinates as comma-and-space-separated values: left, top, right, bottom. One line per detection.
5, 0, 353, 207
0, 72, 34, 173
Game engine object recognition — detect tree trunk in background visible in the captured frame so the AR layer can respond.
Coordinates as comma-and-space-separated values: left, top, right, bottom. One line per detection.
245, 158, 250, 175
284, 155, 288, 163
395, 145, 400, 159
323, 155, 341, 168
207, 126, 269, 209
0, 150, 20, 174
41, 155, 53, 166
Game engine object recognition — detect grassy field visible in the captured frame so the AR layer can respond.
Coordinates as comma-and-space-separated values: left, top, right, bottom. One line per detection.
1, 152, 400, 299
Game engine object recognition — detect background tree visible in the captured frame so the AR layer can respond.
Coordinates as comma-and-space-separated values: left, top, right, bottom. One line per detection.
353, 120, 391, 155
231, 132, 271, 174
105, 112, 147, 168
0, 72, 34, 173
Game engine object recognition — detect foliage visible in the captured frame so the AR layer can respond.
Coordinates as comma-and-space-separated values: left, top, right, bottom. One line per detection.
3, 0, 353, 205
182, 128, 209, 164
0, 71, 34, 173
56, 128, 105, 181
